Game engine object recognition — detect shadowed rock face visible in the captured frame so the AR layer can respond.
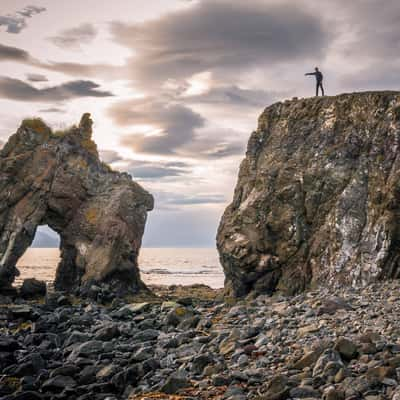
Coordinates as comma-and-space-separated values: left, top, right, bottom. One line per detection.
218, 91, 400, 298
0, 114, 154, 295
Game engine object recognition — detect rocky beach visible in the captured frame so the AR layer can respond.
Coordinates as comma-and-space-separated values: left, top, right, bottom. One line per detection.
3, 92, 400, 399
2, 281, 400, 400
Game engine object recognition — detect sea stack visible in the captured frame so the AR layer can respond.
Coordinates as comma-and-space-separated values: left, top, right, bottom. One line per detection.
218, 91, 400, 298
0, 114, 154, 296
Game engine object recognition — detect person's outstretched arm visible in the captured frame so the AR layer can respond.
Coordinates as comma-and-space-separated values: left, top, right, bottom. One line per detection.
305, 72, 316, 76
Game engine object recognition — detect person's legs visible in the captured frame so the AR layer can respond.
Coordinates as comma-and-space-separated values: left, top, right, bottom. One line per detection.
316, 83, 319, 96
320, 82, 325, 96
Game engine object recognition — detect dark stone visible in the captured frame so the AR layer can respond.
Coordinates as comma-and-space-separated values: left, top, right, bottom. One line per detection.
78, 365, 100, 385
10, 391, 43, 400
0, 337, 20, 351
132, 329, 159, 342
15, 353, 45, 377
50, 365, 80, 377
20, 279, 46, 299
94, 324, 119, 341
160, 375, 190, 394
8, 305, 37, 320
42, 375, 77, 392
111, 366, 139, 393
191, 353, 214, 375
212, 375, 232, 386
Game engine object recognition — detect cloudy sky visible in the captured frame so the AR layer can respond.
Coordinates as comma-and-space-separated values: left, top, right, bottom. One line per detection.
1, 0, 399, 247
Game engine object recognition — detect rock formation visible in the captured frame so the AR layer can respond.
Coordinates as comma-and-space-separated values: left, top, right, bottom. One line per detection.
218, 91, 400, 298
0, 114, 154, 295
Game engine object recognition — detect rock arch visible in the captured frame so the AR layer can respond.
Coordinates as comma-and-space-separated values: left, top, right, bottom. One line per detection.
0, 114, 153, 296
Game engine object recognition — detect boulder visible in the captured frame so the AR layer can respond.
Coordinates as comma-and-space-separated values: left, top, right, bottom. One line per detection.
217, 92, 400, 297
20, 279, 46, 299
0, 114, 153, 296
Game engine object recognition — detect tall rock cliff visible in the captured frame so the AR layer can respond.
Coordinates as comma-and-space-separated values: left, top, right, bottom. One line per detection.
218, 91, 400, 298
0, 114, 154, 296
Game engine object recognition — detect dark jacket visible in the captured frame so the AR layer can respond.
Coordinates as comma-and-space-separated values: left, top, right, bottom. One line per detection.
306, 71, 323, 82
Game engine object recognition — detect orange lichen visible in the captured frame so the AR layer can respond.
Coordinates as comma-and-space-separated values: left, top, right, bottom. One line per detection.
81, 138, 98, 156
22, 118, 51, 135
85, 208, 99, 224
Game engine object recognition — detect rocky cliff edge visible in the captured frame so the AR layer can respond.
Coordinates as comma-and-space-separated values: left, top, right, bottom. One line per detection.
218, 91, 400, 298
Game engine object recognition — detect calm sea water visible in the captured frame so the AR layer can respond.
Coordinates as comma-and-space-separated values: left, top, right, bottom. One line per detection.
15, 248, 224, 289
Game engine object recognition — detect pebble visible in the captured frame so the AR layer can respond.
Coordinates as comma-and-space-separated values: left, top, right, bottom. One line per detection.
1, 282, 400, 399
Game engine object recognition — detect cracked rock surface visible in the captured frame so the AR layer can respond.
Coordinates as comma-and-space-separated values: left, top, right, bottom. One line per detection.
0, 114, 153, 295
218, 91, 400, 298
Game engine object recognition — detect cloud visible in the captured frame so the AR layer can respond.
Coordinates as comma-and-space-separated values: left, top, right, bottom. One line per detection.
185, 85, 279, 108
110, 96, 246, 158
0, 5, 46, 34
99, 151, 191, 179
0, 77, 113, 102
111, 0, 330, 90
39, 61, 123, 80
0, 43, 122, 81
100, 150, 124, 164
186, 140, 245, 159
125, 160, 191, 179
111, 98, 205, 155
49, 23, 98, 49
26, 73, 48, 82
149, 191, 227, 212
332, 0, 400, 60
17, 5, 46, 18
0, 43, 33, 63
163, 193, 226, 206
39, 107, 65, 113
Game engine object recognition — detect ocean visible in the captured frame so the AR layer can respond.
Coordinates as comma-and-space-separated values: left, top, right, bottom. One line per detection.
15, 248, 224, 289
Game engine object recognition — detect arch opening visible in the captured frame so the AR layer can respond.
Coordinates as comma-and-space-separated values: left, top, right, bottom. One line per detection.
15, 225, 60, 287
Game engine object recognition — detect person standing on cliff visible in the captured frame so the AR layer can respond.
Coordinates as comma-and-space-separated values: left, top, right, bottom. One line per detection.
305, 67, 325, 96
